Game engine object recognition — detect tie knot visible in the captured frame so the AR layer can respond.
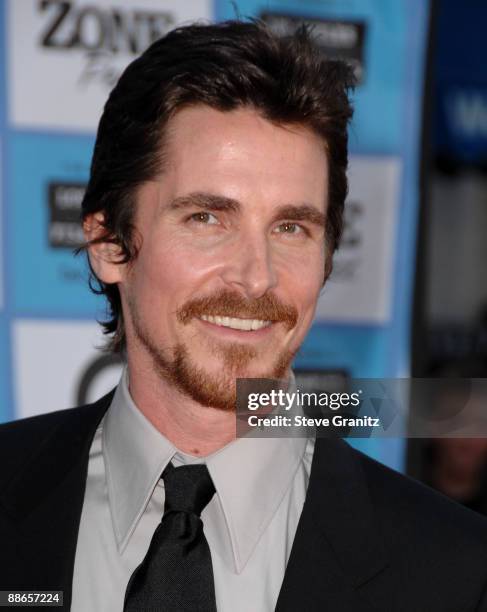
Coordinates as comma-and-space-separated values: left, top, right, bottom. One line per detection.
162, 463, 215, 517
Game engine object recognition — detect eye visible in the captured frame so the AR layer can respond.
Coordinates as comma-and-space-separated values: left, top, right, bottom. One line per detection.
275, 222, 305, 235
188, 211, 219, 225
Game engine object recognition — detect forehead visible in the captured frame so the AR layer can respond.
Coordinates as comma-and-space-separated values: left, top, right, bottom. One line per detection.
160, 105, 328, 209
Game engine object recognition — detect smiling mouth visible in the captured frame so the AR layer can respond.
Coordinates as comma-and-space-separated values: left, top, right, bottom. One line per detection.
199, 314, 272, 331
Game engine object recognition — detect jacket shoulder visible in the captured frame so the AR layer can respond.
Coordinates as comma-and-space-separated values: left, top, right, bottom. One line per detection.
342, 444, 487, 610
0, 391, 114, 489
352, 443, 487, 558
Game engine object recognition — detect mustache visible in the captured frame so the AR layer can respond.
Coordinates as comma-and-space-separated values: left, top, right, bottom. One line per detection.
177, 290, 298, 331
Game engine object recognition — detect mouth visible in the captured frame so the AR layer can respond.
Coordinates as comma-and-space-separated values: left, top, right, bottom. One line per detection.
199, 314, 272, 332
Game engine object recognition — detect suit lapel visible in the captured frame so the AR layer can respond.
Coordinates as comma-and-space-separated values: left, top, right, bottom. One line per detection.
276, 438, 389, 611
0, 392, 113, 610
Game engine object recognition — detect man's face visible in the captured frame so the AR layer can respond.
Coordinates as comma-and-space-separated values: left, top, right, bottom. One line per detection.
114, 106, 328, 409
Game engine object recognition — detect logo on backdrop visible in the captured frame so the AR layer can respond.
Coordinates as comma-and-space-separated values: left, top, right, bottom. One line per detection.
38, 0, 175, 88
331, 199, 363, 281
48, 181, 86, 249
9, 0, 211, 130
261, 12, 367, 84
314, 156, 401, 324
441, 88, 487, 163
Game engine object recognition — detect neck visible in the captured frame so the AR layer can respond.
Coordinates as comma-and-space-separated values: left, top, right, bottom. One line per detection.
126, 359, 237, 457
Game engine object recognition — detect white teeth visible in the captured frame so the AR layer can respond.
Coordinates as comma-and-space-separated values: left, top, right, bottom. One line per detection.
200, 314, 271, 331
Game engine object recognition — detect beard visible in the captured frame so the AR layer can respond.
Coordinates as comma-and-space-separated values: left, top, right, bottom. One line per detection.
128, 289, 298, 411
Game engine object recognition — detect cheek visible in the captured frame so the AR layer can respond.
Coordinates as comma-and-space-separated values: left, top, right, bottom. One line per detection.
279, 249, 324, 309
130, 237, 223, 301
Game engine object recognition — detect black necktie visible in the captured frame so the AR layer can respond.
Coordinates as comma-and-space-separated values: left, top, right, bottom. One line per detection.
124, 462, 217, 612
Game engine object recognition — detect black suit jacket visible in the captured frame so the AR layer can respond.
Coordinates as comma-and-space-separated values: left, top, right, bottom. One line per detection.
1, 391, 487, 611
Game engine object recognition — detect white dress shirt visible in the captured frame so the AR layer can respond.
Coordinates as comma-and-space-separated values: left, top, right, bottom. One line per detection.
72, 369, 314, 611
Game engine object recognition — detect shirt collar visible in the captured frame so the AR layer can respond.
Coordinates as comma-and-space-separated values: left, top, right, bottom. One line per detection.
104, 368, 308, 573
103, 369, 176, 552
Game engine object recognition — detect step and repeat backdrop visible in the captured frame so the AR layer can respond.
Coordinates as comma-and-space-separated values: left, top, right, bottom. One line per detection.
0, 0, 430, 472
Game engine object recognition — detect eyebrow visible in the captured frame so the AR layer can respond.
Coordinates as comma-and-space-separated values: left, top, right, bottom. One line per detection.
271, 204, 325, 228
168, 193, 240, 213
168, 192, 326, 227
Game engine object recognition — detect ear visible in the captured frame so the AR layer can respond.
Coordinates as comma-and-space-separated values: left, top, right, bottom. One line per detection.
83, 212, 126, 284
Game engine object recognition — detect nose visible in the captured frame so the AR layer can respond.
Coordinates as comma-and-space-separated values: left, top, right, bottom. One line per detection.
220, 232, 278, 299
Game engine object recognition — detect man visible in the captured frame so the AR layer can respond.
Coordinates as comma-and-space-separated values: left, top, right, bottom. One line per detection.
1, 20, 487, 612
